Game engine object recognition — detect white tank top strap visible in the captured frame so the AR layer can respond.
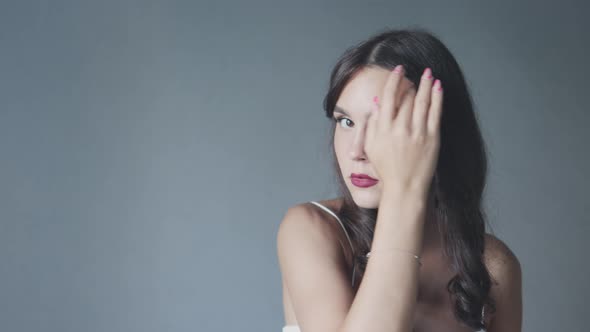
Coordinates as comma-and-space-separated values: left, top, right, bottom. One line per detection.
479, 305, 486, 331
308, 201, 356, 287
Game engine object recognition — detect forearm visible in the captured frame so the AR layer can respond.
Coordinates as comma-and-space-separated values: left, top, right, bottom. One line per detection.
340, 187, 427, 332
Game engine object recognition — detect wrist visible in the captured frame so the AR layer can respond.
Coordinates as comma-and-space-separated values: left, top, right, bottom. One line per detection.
381, 184, 429, 205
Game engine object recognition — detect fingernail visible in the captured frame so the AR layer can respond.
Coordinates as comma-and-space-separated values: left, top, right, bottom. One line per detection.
422, 68, 433, 79
434, 79, 443, 91
393, 65, 403, 73
373, 95, 379, 105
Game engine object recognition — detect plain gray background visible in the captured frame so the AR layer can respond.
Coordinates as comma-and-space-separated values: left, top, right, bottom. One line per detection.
1, 1, 588, 331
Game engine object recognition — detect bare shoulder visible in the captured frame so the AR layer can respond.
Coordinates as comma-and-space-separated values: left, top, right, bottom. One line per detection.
482, 233, 523, 331
276, 199, 354, 330
483, 233, 522, 280
276, 199, 344, 260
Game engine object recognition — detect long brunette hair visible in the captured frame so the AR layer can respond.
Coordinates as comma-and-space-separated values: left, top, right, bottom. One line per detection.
323, 27, 495, 330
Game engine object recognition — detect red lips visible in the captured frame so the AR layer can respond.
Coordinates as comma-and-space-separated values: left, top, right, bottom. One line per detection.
351, 173, 378, 180
350, 173, 378, 188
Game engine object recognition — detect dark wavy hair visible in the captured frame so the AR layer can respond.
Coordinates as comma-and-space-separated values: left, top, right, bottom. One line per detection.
322, 27, 496, 330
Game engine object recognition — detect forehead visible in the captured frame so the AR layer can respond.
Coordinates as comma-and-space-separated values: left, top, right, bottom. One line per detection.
335, 66, 414, 116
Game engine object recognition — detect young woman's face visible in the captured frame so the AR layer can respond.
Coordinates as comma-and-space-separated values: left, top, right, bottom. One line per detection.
333, 66, 414, 208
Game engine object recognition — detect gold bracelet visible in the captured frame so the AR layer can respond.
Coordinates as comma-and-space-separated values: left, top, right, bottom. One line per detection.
366, 249, 422, 267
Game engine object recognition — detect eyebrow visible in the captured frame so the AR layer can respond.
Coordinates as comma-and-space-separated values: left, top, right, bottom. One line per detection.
333, 105, 351, 117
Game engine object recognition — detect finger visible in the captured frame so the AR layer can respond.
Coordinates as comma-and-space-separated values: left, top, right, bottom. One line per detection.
395, 87, 416, 131
427, 79, 444, 135
412, 68, 434, 134
379, 65, 405, 128
366, 96, 380, 144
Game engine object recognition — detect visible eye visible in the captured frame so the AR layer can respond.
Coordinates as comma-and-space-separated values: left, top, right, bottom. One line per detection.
334, 116, 354, 129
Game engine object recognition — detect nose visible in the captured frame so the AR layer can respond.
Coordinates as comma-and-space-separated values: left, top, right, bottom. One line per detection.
349, 122, 368, 161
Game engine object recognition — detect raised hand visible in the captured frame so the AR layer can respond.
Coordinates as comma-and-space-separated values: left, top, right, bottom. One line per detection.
364, 65, 443, 197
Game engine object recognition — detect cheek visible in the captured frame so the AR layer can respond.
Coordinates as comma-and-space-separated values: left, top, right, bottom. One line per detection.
333, 131, 349, 162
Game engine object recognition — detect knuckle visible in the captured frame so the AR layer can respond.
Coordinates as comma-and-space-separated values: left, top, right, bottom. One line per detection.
412, 132, 427, 144
415, 99, 428, 110
393, 125, 410, 137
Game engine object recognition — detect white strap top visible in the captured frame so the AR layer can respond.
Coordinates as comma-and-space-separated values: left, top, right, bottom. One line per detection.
282, 201, 355, 332
308, 201, 356, 287
282, 201, 486, 332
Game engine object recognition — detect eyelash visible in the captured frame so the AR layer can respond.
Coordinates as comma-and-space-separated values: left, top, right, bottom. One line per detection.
334, 116, 354, 128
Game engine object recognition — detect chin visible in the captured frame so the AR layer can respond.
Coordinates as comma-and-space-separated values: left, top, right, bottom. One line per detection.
348, 187, 381, 209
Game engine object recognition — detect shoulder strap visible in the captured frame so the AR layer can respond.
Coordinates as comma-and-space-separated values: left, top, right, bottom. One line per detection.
472, 306, 486, 331
309, 201, 356, 287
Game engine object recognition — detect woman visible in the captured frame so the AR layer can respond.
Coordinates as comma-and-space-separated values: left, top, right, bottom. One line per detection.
277, 28, 522, 332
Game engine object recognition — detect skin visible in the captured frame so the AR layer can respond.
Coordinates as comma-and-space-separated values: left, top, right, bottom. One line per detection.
333, 65, 417, 209
277, 65, 522, 332
332, 65, 442, 263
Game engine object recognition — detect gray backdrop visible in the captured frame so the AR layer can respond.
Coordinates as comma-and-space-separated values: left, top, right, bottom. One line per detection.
1, 1, 588, 331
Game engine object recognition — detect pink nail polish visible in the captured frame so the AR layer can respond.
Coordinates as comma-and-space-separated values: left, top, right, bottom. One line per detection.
373, 95, 379, 104
393, 65, 403, 73
423, 68, 433, 79
434, 79, 443, 91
